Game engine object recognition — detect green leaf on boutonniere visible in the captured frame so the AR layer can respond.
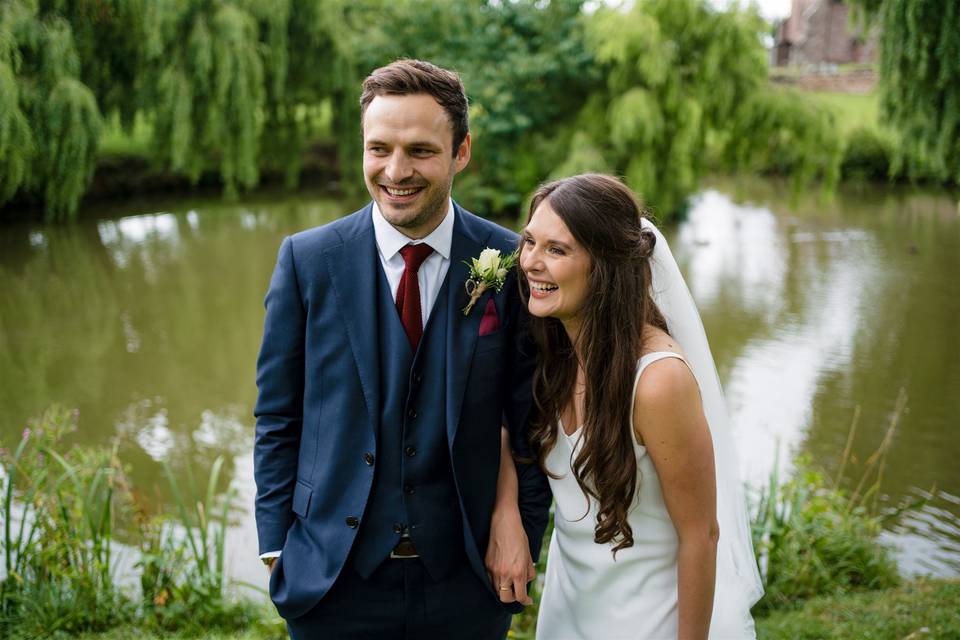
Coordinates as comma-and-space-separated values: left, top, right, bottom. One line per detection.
462, 247, 518, 315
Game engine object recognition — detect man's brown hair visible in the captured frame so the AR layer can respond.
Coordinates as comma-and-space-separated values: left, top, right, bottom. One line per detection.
360, 59, 470, 156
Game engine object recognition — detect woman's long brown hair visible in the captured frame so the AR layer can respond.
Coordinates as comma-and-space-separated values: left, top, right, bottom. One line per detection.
519, 174, 668, 556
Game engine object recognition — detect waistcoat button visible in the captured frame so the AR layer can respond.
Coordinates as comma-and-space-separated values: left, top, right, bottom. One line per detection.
363, 452, 375, 465
345, 516, 359, 528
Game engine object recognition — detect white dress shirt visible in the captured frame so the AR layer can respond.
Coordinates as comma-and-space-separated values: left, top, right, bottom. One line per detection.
371, 198, 454, 324
259, 199, 455, 561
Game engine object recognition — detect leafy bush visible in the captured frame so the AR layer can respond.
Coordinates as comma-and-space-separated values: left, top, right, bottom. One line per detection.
750, 461, 900, 615
841, 126, 894, 181
751, 393, 910, 616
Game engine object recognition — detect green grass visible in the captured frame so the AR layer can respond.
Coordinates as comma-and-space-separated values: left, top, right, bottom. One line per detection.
756, 578, 960, 640
75, 628, 279, 640
67, 579, 960, 640
808, 91, 881, 135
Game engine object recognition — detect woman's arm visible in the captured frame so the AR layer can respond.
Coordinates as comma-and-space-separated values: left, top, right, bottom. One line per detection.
634, 358, 718, 640
485, 426, 535, 605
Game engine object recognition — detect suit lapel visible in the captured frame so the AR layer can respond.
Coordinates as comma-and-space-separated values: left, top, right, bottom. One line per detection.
445, 205, 491, 445
323, 211, 380, 438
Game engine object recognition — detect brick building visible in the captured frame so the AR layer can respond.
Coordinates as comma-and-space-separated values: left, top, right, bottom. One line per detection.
774, 0, 879, 67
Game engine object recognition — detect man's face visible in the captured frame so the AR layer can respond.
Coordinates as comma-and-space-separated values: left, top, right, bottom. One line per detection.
362, 93, 471, 239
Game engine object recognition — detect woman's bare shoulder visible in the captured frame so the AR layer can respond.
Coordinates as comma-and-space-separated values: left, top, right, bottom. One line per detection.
640, 325, 685, 359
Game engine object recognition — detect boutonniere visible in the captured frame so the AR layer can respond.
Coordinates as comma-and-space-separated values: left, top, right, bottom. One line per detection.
462, 247, 518, 316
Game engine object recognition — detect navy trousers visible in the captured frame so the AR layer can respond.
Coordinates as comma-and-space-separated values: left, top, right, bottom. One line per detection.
285, 555, 511, 640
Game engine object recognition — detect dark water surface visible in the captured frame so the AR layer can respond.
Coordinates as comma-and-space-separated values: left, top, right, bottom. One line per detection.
1, 178, 958, 588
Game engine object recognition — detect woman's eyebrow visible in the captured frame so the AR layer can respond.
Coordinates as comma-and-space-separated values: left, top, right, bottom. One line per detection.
522, 230, 573, 250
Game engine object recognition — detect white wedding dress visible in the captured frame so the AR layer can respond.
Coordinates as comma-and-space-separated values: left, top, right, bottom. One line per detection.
535, 352, 758, 640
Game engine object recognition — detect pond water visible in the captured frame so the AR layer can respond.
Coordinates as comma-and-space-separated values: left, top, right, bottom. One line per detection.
1, 177, 958, 591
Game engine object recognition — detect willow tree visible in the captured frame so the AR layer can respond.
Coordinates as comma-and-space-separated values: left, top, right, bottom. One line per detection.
567, 0, 841, 219
1, 0, 351, 221
852, 0, 960, 184
0, 1, 102, 222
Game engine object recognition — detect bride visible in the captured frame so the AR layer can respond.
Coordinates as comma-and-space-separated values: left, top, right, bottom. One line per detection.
492, 174, 762, 639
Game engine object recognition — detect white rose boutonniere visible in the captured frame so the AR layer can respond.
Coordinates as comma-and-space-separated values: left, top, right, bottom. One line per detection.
462, 247, 518, 315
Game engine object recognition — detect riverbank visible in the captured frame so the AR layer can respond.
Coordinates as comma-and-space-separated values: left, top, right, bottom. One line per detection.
67, 579, 960, 640
2, 86, 953, 225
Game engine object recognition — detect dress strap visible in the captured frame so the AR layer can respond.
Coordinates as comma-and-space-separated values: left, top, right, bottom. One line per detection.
628, 352, 690, 447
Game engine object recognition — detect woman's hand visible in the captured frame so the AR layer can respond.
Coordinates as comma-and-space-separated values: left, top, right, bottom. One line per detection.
486, 506, 535, 604
485, 425, 535, 605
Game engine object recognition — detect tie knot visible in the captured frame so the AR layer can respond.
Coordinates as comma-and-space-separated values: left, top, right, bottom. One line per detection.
399, 243, 434, 272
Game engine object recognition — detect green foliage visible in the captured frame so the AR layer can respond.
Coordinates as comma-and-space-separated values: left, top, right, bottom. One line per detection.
0, 0, 895, 221
1, 0, 347, 220
751, 393, 912, 616
0, 409, 259, 637
0, 407, 134, 638
723, 87, 843, 190
851, 0, 960, 184
146, 2, 266, 196
841, 126, 894, 181
0, 2, 103, 222
135, 456, 254, 633
0, 61, 34, 202
568, 0, 772, 218
750, 460, 900, 615
756, 579, 960, 640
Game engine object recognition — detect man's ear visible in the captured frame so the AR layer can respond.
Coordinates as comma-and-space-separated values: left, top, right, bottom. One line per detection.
454, 133, 471, 173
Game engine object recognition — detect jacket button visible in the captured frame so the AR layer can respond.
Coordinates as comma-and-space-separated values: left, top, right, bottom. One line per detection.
345, 516, 359, 528
403, 484, 415, 495
412, 372, 423, 384
407, 408, 417, 419
363, 452, 375, 466
393, 523, 403, 534
404, 446, 416, 457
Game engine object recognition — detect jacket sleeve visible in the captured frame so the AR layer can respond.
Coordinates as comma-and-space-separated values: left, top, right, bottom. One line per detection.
501, 275, 552, 562
253, 236, 305, 554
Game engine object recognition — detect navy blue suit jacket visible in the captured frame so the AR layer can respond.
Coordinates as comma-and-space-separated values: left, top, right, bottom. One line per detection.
254, 202, 551, 619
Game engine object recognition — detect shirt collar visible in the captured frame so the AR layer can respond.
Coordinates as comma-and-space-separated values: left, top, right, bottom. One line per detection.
371, 198, 454, 261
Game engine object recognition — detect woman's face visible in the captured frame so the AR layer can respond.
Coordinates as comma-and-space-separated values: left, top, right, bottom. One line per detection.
520, 200, 592, 329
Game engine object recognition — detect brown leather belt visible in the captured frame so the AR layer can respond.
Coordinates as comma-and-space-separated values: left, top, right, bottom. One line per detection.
389, 537, 419, 559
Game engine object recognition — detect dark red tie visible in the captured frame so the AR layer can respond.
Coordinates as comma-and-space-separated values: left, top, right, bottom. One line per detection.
396, 243, 435, 350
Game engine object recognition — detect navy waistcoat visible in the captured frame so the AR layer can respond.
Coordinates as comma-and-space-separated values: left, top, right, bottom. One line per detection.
350, 265, 463, 580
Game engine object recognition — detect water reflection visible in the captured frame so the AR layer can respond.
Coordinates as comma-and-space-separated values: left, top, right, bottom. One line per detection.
672, 178, 960, 576
674, 189, 882, 487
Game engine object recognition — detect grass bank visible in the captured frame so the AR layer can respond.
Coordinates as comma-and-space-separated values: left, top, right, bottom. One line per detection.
756, 578, 960, 639
809, 91, 880, 135
70, 579, 960, 640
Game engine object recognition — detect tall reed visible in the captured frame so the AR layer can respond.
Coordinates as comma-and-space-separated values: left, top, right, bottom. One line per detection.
750, 389, 910, 614
0, 407, 133, 638
136, 455, 253, 632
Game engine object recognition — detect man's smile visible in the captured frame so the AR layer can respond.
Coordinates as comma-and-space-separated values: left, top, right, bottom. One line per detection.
380, 184, 426, 201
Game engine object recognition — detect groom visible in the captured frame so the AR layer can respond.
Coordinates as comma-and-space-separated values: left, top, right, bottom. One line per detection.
253, 59, 551, 638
